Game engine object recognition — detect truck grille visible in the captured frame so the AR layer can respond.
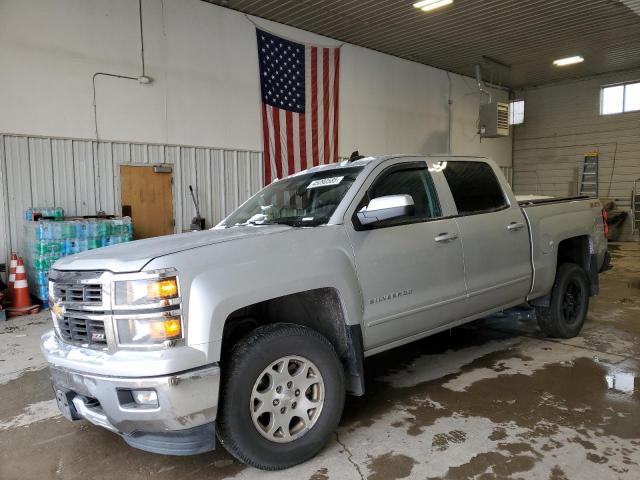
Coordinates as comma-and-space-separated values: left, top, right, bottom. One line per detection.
58, 314, 107, 346
53, 283, 103, 304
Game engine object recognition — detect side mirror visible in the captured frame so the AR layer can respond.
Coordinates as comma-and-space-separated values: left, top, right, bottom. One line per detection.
357, 194, 415, 226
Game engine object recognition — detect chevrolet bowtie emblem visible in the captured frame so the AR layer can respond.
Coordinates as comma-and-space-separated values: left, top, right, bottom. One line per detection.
51, 302, 65, 318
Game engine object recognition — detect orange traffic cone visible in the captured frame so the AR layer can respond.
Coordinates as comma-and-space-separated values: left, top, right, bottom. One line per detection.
8, 258, 39, 317
7, 252, 18, 301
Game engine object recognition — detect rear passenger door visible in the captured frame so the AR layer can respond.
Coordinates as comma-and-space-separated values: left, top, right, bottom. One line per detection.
442, 160, 531, 314
346, 159, 468, 350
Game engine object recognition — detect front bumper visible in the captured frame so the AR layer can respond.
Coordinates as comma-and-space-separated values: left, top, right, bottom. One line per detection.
43, 333, 220, 455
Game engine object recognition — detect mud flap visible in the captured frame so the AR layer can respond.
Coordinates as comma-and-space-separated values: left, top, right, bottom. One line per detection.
345, 324, 366, 396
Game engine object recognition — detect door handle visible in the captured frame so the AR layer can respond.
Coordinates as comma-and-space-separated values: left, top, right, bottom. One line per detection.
435, 232, 458, 243
507, 222, 525, 231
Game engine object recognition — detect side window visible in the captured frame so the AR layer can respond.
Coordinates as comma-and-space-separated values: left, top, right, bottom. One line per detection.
364, 166, 441, 226
442, 161, 508, 215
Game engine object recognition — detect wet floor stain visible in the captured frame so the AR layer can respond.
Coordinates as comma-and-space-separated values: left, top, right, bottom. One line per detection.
366, 452, 417, 480
0, 368, 52, 421
308, 467, 329, 480
429, 449, 538, 480
549, 465, 569, 480
431, 429, 466, 451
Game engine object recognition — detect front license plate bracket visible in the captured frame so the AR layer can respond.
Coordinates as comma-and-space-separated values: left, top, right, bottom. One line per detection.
54, 387, 81, 421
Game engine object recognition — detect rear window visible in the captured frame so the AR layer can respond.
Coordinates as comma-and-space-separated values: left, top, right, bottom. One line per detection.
442, 161, 508, 215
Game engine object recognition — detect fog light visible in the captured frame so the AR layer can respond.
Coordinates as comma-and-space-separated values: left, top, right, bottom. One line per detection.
132, 390, 158, 407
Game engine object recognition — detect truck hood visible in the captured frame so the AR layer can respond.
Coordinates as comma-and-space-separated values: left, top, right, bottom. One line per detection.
53, 225, 292, 272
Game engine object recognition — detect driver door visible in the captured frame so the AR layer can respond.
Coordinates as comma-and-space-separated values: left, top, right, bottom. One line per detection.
345, 160, 468, 351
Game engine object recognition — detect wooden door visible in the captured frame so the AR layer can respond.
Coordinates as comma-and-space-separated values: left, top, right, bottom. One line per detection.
120, 165, 174, 239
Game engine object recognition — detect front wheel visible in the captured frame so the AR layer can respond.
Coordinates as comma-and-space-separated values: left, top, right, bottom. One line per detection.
535, 262, 590, 338
217, 323, 345, 470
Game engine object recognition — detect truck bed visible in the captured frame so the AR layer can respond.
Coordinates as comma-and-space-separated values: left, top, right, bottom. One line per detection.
520, 196, 607, 301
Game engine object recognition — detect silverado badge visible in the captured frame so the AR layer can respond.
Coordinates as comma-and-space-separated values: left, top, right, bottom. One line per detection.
369, 289, 413, 305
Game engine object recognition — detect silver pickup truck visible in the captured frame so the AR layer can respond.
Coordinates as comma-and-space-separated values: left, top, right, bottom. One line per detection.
41, 155, 609, 470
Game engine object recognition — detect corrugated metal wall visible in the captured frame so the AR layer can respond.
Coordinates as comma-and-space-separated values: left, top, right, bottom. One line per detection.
0, 134, 263, 266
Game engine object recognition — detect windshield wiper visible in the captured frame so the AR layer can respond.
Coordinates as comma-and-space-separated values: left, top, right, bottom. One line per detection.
267, 218, 326, 227
230, 217, 325, 228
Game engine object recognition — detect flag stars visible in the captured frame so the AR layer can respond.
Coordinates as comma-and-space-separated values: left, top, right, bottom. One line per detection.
257, 31, 306, 114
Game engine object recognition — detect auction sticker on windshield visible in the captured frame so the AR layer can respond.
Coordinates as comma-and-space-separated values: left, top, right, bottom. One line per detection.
307, 176, 344, 189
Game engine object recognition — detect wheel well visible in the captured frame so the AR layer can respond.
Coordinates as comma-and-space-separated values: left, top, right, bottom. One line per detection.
221, 288, 365, 396
556, 235, 598, 295
557, 236, 590, 271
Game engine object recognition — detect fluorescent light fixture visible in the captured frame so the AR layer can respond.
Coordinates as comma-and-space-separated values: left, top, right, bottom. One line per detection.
552, 56, 584, 66
413, 0, 453, 12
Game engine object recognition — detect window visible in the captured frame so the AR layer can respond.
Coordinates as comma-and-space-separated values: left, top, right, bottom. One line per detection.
509, 100, 524, 125
601, 81, 640, 115
361, 165, 441, 227
442, 161, 508, 215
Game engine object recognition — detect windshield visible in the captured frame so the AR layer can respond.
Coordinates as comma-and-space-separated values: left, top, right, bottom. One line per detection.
221, 166, 364, 227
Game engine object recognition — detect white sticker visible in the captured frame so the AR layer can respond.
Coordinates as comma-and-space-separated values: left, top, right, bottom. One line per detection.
307, 176, 344, 189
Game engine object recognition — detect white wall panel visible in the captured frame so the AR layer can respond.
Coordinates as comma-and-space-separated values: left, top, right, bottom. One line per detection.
28, 137, 54, 207
211, 149, 227, 224
4, 136, 31, 259
51, 138, 76, 214
72, 140, 97, 215
0, 138, 9, 270
164, 145, 182, 233
96, 142, 115, 214
0, 134, 263, 266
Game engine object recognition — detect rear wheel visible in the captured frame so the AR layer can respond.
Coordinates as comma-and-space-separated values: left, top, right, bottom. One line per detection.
535, 262, 589, 338
217, 323, 345, 470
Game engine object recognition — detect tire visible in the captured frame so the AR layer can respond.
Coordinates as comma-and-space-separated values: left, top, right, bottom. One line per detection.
216, 323, 345, 470
535, 262, 590, 338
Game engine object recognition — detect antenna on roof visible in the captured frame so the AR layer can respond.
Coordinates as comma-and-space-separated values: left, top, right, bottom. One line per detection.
348, 150, 364, 162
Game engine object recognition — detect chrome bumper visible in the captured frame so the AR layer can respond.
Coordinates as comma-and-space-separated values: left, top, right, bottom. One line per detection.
48, 362, 220, 434
48, 363, 219, 455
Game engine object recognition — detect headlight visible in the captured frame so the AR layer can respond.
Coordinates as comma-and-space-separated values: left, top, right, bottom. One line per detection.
116, 316, 182, 345
114, 277, 179, 306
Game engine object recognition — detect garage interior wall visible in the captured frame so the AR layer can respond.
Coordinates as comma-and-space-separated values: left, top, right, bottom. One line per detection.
0, 0, 512, 261
512, 68, 640, 238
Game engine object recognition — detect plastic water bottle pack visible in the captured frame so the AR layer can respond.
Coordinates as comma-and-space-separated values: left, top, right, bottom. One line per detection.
24, 215, 134, 301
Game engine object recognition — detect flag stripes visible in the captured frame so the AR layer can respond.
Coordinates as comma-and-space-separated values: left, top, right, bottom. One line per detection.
257, 30, 340, 184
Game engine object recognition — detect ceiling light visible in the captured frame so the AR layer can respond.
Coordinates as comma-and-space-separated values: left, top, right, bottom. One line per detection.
552, 56, 584, 67
413, 0, 453, 12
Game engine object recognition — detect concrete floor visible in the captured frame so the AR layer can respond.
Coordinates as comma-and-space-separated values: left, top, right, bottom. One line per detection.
1, 242, 639, 480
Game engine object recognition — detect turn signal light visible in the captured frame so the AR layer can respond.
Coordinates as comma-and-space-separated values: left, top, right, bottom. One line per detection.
149, 317, 182, 341
147, 278, 178, 300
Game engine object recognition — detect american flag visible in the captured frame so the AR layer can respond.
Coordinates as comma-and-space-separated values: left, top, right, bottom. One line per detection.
256, 29, 340, 184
